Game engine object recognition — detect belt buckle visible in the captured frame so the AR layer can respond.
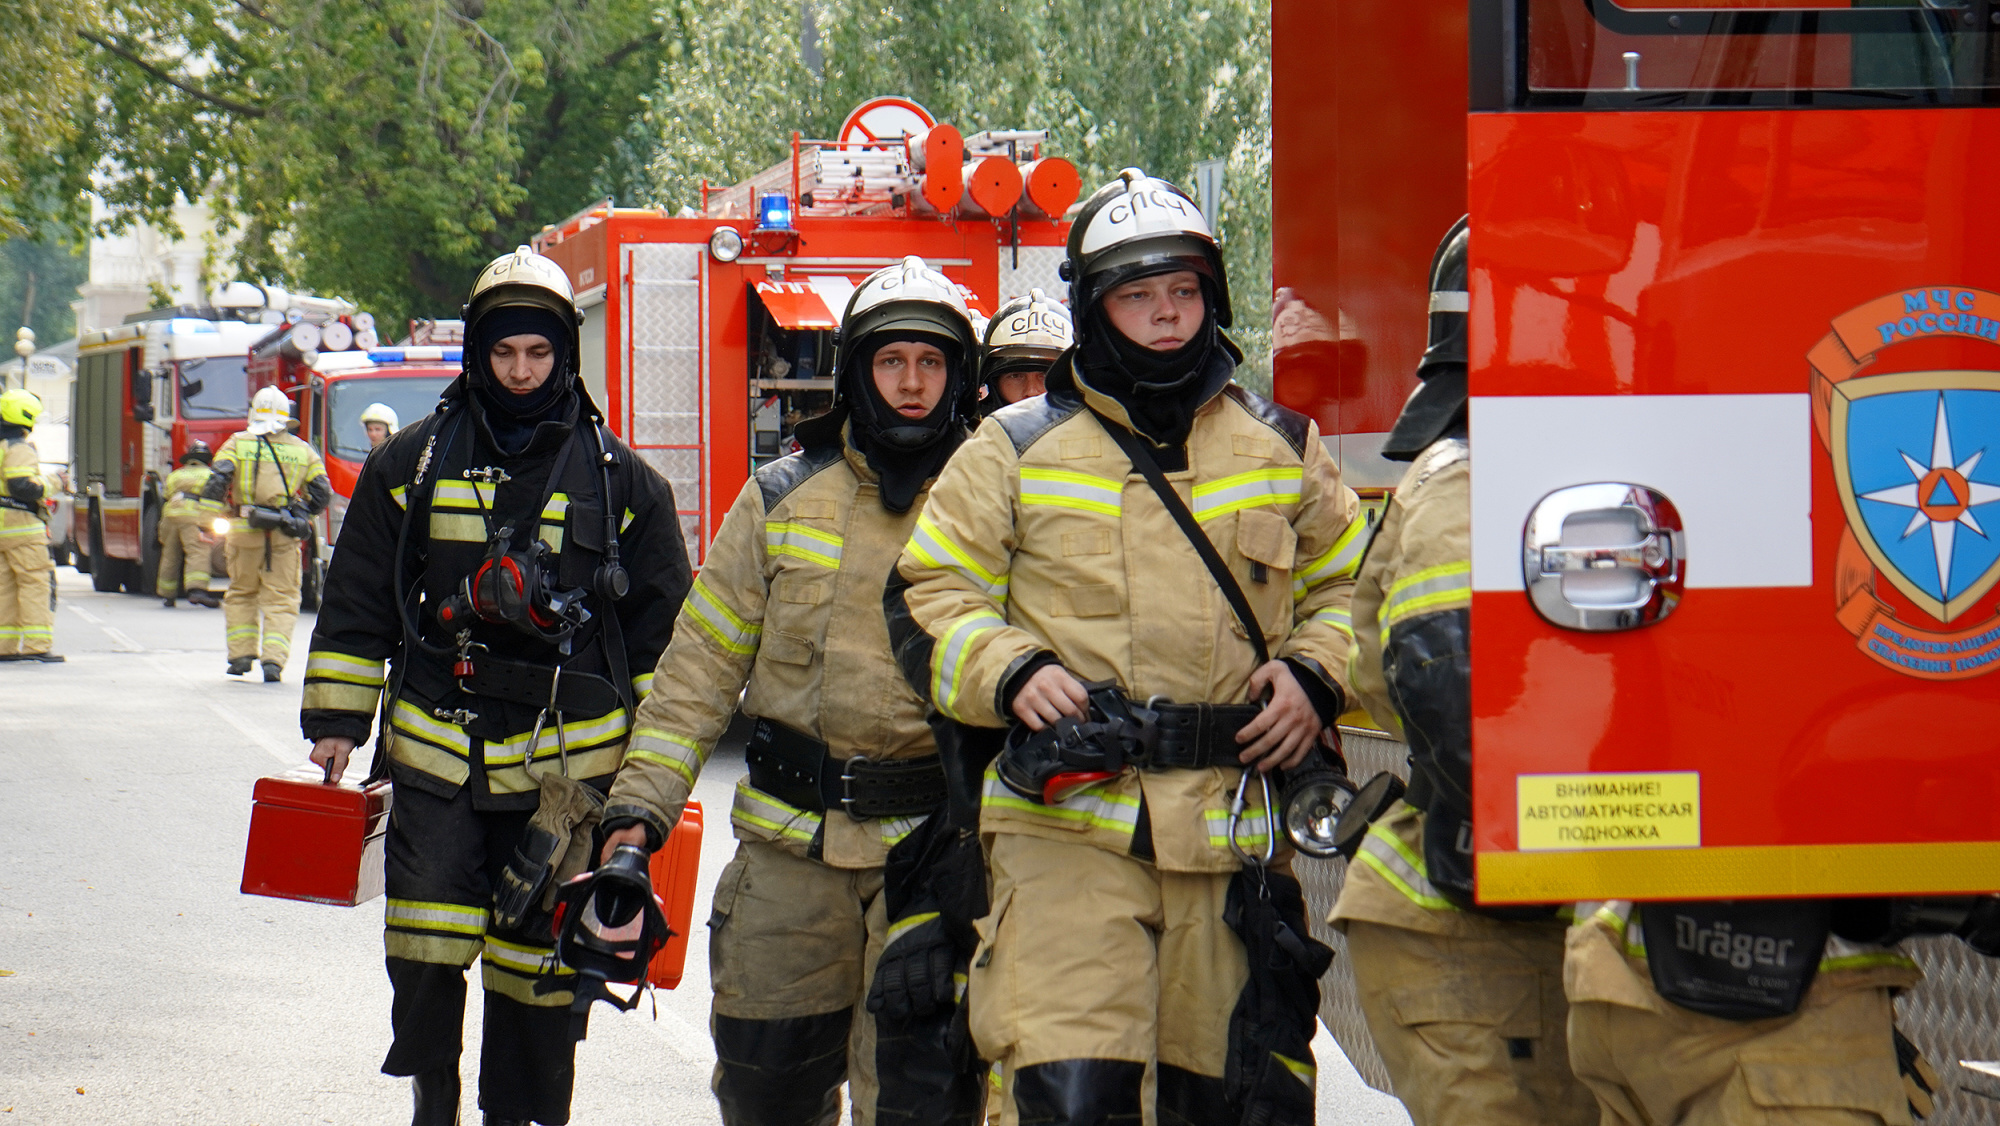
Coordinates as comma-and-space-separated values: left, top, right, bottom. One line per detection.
839, 754, 870, 820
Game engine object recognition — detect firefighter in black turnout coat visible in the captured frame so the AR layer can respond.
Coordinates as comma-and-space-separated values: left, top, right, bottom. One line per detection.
302, 246, 690, 1126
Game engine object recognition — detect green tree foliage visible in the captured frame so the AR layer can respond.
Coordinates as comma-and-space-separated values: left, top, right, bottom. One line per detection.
0, 230, 90, 343
0, 0, 104, 240
625, 0, 1273, 386
78, 0, 665, 326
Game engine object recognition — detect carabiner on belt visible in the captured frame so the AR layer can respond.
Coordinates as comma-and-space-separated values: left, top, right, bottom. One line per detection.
1227, 769, 1277, 868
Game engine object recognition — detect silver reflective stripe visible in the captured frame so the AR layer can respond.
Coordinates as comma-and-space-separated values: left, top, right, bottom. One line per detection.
482, 935, 565, 975
765, 521, 844, 567
1190, 468, 1303, 522
1019, 468, 1123, 516
1354, 823, 1454, 911
906, 514, 1008, 601
978, 767, 1141, 834
1429, 290, 1469, 314
731, 778, 821, 844
932, 611, 1006, 719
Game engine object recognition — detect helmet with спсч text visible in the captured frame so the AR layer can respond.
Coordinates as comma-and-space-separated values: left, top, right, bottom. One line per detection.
835, 255, 982, 450
464, 245, 582, 379
0, 388, 43, 428
984, 288, 1074, 372
247, 386, 292, 436
1062, 168, 1231, 328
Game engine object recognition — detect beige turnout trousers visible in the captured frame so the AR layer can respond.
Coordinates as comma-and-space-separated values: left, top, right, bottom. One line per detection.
0, 541, 54, 655
708, 838, 891, 1123
969, 832, 1248, 1126
157, 515, 211, 598
223, 531, 301, 666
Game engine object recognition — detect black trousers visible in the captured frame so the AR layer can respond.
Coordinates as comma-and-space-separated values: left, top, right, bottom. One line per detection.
380, 775, 584, 1125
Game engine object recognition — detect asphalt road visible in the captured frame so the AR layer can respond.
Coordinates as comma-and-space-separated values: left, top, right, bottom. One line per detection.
0, 568, 1412, 1125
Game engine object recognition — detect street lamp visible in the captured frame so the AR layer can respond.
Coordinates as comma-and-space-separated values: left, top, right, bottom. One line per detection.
11, 327, 33, 390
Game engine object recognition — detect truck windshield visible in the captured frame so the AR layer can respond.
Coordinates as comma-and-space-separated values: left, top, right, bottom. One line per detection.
325, 375, 452, 461
176, 356, 251, 418
1519, 0, 2000, 106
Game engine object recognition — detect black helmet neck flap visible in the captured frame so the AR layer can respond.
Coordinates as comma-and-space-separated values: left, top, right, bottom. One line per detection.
1382, 215, 1469, 461
812, 256, 980, 512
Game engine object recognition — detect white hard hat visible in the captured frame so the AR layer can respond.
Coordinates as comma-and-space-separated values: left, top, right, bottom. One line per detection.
359, 402, 400, 431
984, 288, 1074, 361
836, 255, 982, 447
1063, 168, 1230, 327
247, 386, 292, 435
464, 245, 582, 379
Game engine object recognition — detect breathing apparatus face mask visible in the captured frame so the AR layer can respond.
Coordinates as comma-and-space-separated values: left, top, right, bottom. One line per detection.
436, 527, 591, 644
539, 844, 673, 1032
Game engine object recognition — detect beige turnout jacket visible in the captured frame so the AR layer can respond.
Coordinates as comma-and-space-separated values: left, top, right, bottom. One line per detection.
606, 434, 940, 869
889, 361, 1365, 873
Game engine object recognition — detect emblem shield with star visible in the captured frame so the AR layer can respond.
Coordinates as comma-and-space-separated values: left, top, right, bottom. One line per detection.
1830, 370, 2000, 623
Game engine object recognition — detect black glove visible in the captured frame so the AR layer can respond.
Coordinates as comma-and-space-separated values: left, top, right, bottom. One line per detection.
867, 908, 959, 1019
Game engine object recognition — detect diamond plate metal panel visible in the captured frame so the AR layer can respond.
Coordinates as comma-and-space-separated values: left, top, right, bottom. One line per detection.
638, 447, 703, 570
627, 245, 703, 450
629, 243, 704, 285
1299, 730, 2000, 1121
631, 344, 701, 447
1898, 936, 2000, 1125
997, 245, 1069, 307
1298, 728, 1410, 1097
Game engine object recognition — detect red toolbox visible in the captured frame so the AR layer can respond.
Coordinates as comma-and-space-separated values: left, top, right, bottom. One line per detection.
241, 765, 392, 906
646, 800, 703, 989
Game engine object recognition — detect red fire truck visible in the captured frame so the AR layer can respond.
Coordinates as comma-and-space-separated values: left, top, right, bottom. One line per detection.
72, 286, 384, 599
534, 98, 1078, 567
72, 310, 290, 593
1274, 0, 2000, 1105
247, 319, 461, 606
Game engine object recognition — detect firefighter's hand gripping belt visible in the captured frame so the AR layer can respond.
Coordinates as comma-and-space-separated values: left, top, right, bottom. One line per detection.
994, 678, 1159, 804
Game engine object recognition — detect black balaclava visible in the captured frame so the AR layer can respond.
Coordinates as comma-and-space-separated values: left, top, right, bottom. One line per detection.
469, 305, 574, 453
1077, 275, 1235, 450
843, 330, 969, 514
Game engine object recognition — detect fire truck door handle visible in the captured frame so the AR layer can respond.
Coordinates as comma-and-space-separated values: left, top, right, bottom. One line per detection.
1522, 483, 1685, 632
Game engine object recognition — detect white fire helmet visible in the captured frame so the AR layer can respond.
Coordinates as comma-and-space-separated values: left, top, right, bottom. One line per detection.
464, 245, 582, 371
983, 288, 1074, 369
837, 255, 982, 443
247, 386, 293, 435
360, 402, 400, 432
1062, 168, 1230, 327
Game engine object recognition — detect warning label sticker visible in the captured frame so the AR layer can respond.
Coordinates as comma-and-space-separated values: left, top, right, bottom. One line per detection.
1516, 772, 1701, 852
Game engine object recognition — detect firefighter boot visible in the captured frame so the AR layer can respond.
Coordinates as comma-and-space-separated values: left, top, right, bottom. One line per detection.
411, 1069, 461, 1126
162, 597, 176, 608
483, 1117, 531, 1126
263, 660, 283, 683
188, 589, 221, 608
227, 656, 254, 676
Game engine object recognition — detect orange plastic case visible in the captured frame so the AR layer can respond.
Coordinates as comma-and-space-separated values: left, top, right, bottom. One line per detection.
241, 766, 392, 906
646, 800, 704, 990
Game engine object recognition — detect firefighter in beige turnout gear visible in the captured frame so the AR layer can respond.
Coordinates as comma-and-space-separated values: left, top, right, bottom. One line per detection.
158, 442, 221, 607
600, 257, 988, 1126
0, 389, 61, 661
888, 170, 1363, 1125
203, 386, 331, 681
1329, 220, 1596, 1126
